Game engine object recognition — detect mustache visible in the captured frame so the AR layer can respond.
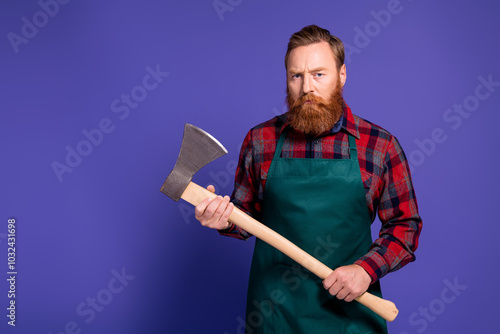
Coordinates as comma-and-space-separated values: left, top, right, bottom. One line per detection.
289, 93, 328, 108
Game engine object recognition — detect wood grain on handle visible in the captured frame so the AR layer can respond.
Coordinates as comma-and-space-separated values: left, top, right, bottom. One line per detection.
181, 182, 399, 322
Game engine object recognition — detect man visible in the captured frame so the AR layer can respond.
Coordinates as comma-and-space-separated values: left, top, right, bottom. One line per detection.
195, 25, 422, 333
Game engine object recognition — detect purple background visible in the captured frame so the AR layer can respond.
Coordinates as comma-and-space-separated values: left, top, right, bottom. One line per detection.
1, 0, 499, 333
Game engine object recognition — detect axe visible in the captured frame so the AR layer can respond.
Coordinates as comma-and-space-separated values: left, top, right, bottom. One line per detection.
161, 124, 399, 322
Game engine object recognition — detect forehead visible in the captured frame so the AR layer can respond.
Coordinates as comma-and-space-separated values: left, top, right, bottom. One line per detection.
287, 41, 337, 72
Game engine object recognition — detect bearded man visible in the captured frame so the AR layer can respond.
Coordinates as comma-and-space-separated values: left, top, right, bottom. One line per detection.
195, 25, 422, 333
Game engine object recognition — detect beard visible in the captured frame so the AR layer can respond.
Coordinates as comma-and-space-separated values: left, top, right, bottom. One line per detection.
286, 84, 344, 137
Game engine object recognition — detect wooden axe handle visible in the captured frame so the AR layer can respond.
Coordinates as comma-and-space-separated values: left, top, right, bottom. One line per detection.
181, 181, 399, 322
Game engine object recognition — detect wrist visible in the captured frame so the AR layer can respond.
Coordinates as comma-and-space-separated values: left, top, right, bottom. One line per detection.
217, 223, 233, 233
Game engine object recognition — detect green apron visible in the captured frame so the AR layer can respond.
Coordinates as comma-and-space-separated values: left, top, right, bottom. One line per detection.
245, 128, 388, 334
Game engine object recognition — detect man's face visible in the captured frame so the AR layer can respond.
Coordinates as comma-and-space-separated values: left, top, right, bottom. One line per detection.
286, 41, 347, 136
286, 41, 346, 102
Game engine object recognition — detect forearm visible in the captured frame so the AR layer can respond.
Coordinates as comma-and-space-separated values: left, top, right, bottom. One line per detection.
355, 215, 422, 282
357, 135, 422, 282
218, 130, 259, 241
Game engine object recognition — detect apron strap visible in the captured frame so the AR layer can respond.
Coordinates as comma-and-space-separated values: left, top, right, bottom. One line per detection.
273, 127, 289, 160
348, 133, 358, 160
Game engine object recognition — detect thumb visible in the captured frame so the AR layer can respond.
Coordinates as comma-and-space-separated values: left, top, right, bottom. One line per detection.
207, 185, 216, 193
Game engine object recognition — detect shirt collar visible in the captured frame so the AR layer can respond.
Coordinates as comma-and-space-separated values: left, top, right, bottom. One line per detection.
342, 102, 360, 139
279, 100, 360, 139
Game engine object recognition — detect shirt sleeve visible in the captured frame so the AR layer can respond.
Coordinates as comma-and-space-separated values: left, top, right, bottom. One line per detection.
354, 136, 422, 283
218, 129, 257, 240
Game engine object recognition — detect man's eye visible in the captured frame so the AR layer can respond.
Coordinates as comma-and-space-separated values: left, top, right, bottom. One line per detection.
315, 73, 324, 77
292, 74, 302, 78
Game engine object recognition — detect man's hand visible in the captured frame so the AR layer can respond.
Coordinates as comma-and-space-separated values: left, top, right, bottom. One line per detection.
322, 264, 372, 302
194, 185, 234, 230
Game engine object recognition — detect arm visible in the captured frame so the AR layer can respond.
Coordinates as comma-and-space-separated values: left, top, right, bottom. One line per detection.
354, 135, 422, 282
218, 129, 258, 240
324, 135, 422, 301
194, 129, 257, 240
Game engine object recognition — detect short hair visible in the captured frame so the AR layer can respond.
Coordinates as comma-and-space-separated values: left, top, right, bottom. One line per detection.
285, 25, 345, 71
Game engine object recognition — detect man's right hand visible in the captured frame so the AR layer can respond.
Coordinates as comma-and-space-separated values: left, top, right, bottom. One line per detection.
194, 185, 234, 230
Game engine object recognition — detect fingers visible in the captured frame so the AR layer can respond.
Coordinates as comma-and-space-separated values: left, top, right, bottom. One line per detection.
324, 277, 355, 301
323, 275, 345, 300
194, 197, 212, 219
193, 185, 219, 223
194, 195, 233, 230
338, 288, 355, 302
323, 265, 370, 302
220, 201, 234, 228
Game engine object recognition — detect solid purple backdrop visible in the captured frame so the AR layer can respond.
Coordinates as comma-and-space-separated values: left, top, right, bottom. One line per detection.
1, 0, 499, 333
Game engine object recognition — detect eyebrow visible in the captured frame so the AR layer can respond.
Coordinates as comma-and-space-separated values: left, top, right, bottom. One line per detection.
288, 67, 329, 74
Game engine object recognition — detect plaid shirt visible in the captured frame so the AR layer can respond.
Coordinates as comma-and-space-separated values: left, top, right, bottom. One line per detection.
221, 102, 422, 283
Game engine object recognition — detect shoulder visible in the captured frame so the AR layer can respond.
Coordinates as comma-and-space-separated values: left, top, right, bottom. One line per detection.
351, 113, 405, 162
244, 113, 286, 143
353, 113, 393, 142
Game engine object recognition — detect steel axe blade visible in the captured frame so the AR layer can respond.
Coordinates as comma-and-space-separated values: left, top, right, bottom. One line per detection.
160, 123, 227, 201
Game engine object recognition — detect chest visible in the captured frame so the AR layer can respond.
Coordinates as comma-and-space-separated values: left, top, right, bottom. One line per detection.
255, 134, 384, 207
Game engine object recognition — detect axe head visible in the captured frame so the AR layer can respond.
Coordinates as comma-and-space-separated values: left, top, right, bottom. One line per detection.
161, 123, 228, 201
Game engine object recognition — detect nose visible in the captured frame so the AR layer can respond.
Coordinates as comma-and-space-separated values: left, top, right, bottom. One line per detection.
301, 75, 313, 95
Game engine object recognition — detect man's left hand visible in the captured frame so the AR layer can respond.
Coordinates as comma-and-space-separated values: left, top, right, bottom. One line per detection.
322, 264, 372, 302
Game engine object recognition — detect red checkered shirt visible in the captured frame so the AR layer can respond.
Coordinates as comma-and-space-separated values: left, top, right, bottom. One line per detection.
220, 102, 422, 283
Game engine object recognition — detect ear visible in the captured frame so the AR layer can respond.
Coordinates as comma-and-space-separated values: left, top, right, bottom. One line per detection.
339, 64, 347, 87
